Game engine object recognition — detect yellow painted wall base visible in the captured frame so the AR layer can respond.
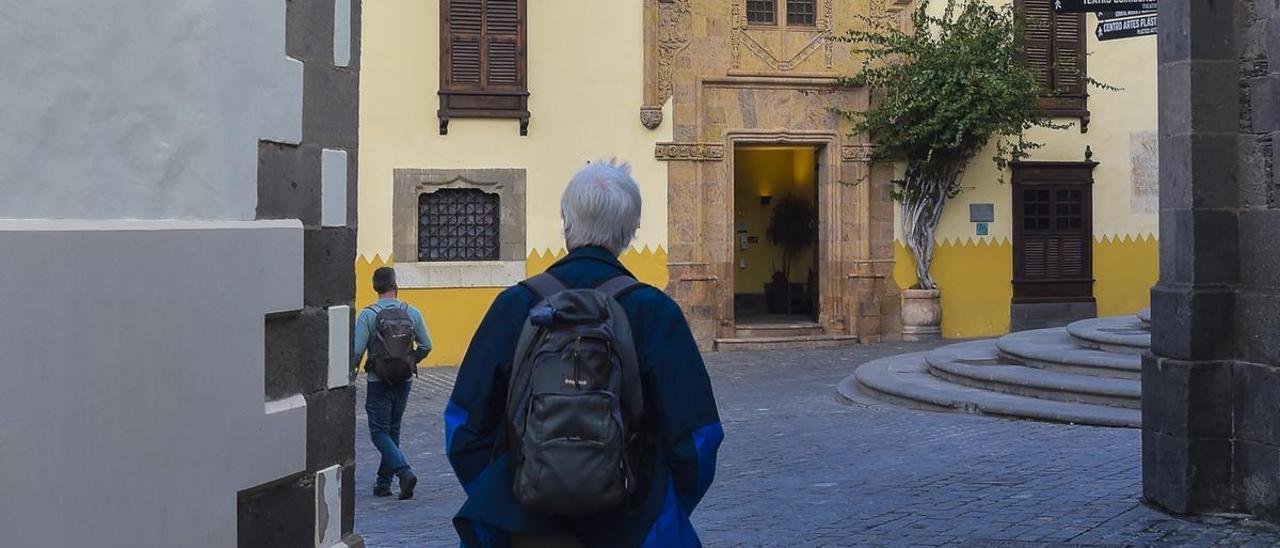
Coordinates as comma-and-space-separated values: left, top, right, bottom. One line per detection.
895, 239, 1014, 338
1094, 234, 1157, 317
893, 235, 1157, 339
356, 246, 669, 366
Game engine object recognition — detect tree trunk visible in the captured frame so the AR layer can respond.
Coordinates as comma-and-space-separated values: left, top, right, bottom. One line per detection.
900, 161, 963, 290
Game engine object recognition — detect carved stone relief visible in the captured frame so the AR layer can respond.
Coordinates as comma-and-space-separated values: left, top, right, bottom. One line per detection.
654, 142, 726, 161
640, 0, 692, 129
730, 0, 835, 71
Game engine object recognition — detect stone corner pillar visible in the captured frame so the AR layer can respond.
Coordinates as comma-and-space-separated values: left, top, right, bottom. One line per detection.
1145, 0, 1280, 523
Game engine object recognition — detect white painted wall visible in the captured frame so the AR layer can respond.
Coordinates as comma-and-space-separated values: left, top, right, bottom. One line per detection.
0, 1, 303, 220
0, 220, 307, 548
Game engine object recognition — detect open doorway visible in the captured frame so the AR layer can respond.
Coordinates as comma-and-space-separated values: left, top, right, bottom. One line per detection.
732, 145, 820, 326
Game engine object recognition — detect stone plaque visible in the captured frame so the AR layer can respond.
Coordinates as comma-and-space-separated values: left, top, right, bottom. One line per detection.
969, 203, 995, 223
1130, 131, 1158, 214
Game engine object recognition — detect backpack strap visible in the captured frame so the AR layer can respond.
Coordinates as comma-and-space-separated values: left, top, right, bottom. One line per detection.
519, 273, 568, 300
595, 275, 642, 300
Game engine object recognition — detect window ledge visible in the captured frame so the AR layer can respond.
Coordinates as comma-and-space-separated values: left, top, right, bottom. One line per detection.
394, 261, 525, 289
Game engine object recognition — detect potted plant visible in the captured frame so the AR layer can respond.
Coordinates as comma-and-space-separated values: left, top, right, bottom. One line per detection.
764, 194, 816, 314
831, 0, 1108, 338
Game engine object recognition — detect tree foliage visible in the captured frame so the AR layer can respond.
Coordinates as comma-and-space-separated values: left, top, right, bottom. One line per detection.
834, 0, 1067, 193
830, 0, 1078, 288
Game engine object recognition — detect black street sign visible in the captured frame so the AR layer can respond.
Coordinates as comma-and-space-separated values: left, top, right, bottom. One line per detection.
1096, 13, 1157, 40
1097, 9, 1155, 20
1054, 0, 1157, 13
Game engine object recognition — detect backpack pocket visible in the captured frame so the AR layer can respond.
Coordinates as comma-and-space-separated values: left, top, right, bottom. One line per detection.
514, 392, 628, 515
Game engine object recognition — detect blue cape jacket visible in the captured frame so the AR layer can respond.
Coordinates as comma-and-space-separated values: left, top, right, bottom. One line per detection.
445, 246, 724, 547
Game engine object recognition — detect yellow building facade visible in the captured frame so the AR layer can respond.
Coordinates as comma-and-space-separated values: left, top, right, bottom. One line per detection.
360, 0, 671, 365
360, 0, 1158, 364
894, 0, 1158, 338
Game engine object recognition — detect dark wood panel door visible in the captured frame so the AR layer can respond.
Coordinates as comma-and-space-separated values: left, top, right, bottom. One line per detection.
1011, 162, 1097, 304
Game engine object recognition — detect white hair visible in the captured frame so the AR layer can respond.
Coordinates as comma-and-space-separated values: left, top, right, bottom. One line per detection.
561, 159, 642, 256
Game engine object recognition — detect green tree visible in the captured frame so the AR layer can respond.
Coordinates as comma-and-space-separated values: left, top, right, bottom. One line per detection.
832, 0, 1083, 289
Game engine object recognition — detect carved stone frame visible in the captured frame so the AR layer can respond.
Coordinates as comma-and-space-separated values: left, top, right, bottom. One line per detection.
392, 168, 527, 288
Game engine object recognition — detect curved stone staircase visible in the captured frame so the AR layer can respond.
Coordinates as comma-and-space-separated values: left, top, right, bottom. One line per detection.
842, 310, 1151, 428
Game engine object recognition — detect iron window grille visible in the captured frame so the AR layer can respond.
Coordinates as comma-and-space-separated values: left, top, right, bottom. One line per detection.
417, 188, 501, 262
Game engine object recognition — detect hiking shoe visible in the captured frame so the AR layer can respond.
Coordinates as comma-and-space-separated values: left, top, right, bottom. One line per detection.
397, 471, 418, 500
373, 483, 392, 497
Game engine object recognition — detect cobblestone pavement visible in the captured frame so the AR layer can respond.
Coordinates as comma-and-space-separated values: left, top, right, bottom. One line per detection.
355, 341, 1280, 547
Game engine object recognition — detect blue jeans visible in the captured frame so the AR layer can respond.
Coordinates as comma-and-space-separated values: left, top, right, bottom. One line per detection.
366, 379, 413, 485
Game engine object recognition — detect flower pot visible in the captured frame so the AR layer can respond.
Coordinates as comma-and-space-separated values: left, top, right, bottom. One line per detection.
901, 288, 942, 341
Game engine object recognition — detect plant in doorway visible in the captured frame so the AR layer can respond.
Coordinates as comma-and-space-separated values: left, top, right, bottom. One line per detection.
764, 194, 816, 314
828, 0, 1113, 336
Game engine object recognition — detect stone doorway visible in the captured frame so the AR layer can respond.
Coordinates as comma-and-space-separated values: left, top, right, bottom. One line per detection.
732, 145, 821, 329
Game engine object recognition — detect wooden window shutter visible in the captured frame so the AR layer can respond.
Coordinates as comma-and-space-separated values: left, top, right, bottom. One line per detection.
1052, 10, 1085, 97
445, 0, 483, 89
1016, 0, 1089, 129
1021, 0, 1053, 91
484, 0, 521, 87
439, 0, 529, 136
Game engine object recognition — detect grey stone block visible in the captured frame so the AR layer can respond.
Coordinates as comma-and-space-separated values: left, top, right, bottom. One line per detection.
264, 307, 331, 401
1252, 75, 1280, 133
1158, 0, 1239, 65
1239, 134, 1271, 208
342, 463, 357, 538
1158, 62, 1242, 138
287, 0, 335, 64
1234, 361, 1280, 446
1009, 302, 1096, 332
257, 141, 323, 226
237, 472, 315, 547
1150, 284, 1236, 360
1239, 209, 1280, 288
1236, 440, 1280, 521
303, 65, 359, 149
1141, 430, 1237, 515
306, 386, 356, 472
1157, 209, 1239, 285
304, 226, 356, 307
1159, 135, 1242, 211
1236, 292, 1280, 368
1141, 354, 1235, 439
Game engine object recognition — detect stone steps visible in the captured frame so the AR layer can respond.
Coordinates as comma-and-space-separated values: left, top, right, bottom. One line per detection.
845, 351, 1141, 428
715, 334, 859, 352
733, 322, 825, 339
925, 340, 1141, 409
997, 328, 1141, 380
1066, 316, 1151, 355
842, 311, 1151, 428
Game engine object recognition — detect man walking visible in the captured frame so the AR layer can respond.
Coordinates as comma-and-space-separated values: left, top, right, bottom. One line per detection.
354, 267, 431, 500
445, 160, 724, 546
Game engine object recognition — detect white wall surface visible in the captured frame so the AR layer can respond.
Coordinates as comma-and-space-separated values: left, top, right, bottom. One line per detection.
0, 220, 307, 548
0, 1, 302, 220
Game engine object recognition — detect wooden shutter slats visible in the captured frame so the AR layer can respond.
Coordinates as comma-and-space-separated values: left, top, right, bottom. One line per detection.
449, 0, 483, 34
487, 41, 519, 85
439, 0, 529, 135
442, 0, 525, 91
485, 0, 520, 35
451, 38, 482, 84
1017, 0, 1088, 122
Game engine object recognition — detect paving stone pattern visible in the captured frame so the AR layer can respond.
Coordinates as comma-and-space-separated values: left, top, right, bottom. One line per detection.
356, 343, 1280, 547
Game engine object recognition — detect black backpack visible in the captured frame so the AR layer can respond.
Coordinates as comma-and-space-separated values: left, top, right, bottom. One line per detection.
504, 273, 646, 515
368, 303, 417, 384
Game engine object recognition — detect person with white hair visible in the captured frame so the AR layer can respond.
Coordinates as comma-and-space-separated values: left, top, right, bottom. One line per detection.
446, 160, 723, 547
